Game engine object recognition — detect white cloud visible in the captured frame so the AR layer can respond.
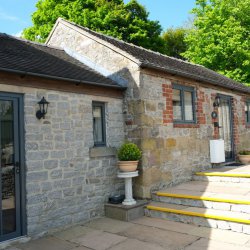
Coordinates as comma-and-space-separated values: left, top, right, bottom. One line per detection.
12, 30, 23, 37
0, 10, 19, 21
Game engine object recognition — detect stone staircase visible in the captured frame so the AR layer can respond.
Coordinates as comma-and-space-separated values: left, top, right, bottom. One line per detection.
145, 165, 250, 235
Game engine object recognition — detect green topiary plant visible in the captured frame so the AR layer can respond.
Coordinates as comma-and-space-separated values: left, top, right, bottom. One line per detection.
118, 142, 142, 161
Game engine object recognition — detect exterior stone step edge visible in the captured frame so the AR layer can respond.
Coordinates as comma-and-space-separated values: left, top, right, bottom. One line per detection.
195, 172, 250, 178
145, 206, 250, 235
193, 175, 250, 183
152, 194, 250, 215
146, 204, 250, 225
155, 192, 250, 205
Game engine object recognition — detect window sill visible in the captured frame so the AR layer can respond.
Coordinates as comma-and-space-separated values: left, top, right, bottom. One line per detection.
89, 147, 117, 158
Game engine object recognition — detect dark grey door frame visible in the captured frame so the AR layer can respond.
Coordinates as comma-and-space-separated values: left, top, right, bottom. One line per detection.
218, 94, 235, 162
0, 92, 26, 242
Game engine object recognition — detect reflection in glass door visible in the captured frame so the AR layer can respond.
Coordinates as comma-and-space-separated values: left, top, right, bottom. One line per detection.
0, 95, 23, 242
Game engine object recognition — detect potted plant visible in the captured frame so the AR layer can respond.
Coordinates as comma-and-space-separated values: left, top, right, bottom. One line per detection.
117, 142, 142, 172
238, 150, 250, 164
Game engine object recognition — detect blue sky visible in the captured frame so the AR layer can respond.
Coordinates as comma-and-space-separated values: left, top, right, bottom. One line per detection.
0, 0, 196, 36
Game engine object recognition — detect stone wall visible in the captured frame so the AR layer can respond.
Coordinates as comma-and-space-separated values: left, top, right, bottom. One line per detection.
127, 70, 250, 198
0, 83, 125, 235
236, 96, 250, 151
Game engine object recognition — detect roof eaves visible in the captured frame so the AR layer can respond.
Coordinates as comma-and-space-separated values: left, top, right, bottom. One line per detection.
0, 67, 127, 90
140, 62, 250, 94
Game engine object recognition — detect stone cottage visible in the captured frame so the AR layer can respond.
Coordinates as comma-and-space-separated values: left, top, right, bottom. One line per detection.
0, 33, 125, 241
1, 17, 250, 243
47, 18, 250, 198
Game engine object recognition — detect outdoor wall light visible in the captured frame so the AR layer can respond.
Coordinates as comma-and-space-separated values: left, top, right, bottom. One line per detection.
36, 97, 49, 119
213, 95, 221, 107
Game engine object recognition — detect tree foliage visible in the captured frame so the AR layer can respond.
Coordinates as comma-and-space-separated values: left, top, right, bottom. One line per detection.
183, 0, 250, 84
162, 27, 187, 60
23, 0, 165, 53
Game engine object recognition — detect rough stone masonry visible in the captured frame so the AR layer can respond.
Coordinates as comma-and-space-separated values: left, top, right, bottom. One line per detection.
0, 83, 125, 235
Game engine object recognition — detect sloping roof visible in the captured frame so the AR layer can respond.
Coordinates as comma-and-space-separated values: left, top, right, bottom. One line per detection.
55, 18, 250, 94
0, 33, 123, 89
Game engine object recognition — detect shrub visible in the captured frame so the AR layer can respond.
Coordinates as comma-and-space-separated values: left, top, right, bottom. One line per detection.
118, 142, 142, 161
239, 150, 250, 155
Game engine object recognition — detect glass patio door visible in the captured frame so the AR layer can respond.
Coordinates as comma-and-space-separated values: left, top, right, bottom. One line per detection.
0, 95, 22, 242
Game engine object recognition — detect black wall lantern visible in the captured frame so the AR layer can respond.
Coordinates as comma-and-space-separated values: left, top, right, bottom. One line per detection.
213, 95, 221, 107
36, 97, 49, 119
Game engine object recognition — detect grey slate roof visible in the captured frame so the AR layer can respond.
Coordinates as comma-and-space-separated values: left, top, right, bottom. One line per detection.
60, 19, 250, 94
0, 33, 123, 89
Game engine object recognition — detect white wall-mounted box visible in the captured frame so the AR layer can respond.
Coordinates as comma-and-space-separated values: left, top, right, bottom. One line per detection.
210, 139, 225, 163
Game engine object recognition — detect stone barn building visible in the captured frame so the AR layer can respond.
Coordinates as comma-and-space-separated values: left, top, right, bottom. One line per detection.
1, 17, 250, 243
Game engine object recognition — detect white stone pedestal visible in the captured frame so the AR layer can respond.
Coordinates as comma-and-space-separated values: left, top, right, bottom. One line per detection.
117, 171, 138, 206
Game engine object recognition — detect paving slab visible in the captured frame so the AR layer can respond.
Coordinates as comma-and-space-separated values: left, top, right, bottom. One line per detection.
70, 247, 92, 250
5, 217, 250, 250
185, 238, 250, 250
53, 226, 95, 241
133, 216, 199, 234
108, 238, 167, 250
118, 223, 199, 249
5, 248, 22, 250
70, 230, 127, 250
85, 217, 134, 234
134, 216, 250, 245
16, 236, 76, 250
190, 226, 250, 245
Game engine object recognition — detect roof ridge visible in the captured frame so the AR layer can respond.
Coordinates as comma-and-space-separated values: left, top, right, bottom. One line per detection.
59, 18, 209, 69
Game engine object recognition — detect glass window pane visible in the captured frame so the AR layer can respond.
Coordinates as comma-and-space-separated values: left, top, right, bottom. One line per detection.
246, 102, 250, 123
0, 100, 16, 235
93, 105, 104, 145
173, 89, 182, 120
184, 91, 194, 121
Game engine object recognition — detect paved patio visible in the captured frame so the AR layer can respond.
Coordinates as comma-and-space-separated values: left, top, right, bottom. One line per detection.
4, 217, 250, 250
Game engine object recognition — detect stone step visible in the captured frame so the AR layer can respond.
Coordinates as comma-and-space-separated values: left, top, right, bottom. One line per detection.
145, 201, 250, 235
154, 192, 250, 214
153, 180, 250, 214
193, 175, 250, 183
193, 165, 250, 183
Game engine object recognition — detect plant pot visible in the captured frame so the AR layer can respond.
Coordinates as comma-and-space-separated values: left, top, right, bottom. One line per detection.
118, 161, 138, 172
238, 154, 250, 164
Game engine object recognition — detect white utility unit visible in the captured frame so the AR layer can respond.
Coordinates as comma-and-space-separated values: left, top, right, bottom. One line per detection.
210, 139, 225, 163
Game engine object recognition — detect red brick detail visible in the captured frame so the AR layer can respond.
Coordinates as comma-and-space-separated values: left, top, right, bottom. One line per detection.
162, 84, 173, 125
241, 96, 246, 127
196, 89, 206, 125
173, 123, 199, 128
162, 84, 208, 128
232, 98, 240, 154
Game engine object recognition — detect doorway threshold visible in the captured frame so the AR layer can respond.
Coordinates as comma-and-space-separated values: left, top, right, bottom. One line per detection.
0, 236, 30, 250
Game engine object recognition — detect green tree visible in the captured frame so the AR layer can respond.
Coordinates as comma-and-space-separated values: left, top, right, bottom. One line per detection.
23, 0, 165, 53
183, 0, 250, 84
162, 27, 187, 59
